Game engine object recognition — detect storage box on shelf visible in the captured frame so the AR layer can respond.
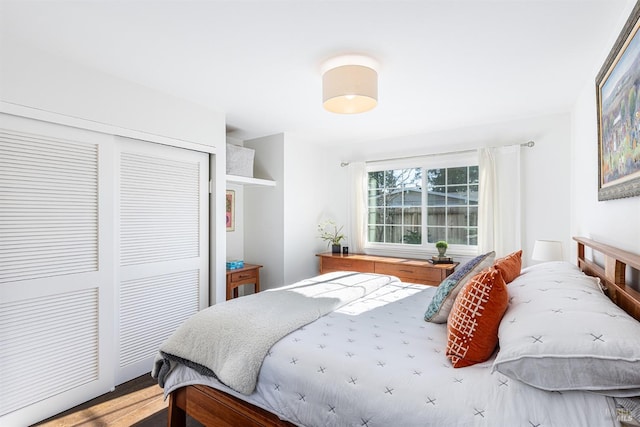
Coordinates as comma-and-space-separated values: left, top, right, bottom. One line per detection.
226, 144, 255, 178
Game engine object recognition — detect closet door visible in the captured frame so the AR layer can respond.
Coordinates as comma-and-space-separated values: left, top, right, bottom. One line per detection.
115, 137, 208, 384
0, 114, 115, 426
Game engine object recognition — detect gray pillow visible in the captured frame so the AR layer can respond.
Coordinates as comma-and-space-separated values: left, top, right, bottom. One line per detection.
424, 251, 495, 323
493, 262, 640, 396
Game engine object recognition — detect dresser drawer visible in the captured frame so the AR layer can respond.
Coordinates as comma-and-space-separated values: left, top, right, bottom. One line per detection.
317, 253, 457, 287
374, 263, 443, 285
226, 264, 262, 300
321, 257, 374, 273
230, 269, 258, 284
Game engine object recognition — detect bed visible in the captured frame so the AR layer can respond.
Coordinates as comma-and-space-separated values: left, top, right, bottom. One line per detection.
153, 237, 640, 427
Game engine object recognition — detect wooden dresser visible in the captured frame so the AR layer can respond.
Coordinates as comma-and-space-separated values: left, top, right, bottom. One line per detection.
316, 253, 458, 286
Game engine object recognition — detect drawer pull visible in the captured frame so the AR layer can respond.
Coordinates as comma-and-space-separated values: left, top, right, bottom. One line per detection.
399, 269, 414, 273
238, 274, 252, 279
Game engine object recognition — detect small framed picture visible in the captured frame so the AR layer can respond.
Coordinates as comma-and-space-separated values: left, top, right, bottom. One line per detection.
226, 190, 235, 231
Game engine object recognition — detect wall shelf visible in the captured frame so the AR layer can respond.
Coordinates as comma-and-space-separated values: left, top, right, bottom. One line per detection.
226, 174, 276, 187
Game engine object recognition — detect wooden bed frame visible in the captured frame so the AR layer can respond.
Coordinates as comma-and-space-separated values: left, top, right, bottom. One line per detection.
574, 237, 640, 322
167, 237, 640, 427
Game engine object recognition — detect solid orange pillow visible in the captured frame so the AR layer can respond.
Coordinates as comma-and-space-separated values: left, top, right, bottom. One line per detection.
494, 250, 522, 283
446, 267, 509, 368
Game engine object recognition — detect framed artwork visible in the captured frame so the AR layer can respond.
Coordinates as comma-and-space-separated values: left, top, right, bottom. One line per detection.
226, 190, 235, 231
596, 1, 640, 201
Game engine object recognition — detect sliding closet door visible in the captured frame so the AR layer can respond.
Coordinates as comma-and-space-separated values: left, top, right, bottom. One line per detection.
115, 137, 208, 384
0, 114, 115, 426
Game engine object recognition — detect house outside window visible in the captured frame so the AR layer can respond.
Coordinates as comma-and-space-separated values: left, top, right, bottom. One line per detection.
365, 153, 478, 256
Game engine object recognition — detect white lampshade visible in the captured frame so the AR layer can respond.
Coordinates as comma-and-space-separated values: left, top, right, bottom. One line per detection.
531, 240, 563, 262
322, 55, 378, 114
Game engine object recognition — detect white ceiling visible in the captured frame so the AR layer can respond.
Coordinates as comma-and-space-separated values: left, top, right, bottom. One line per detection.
0, 0, 631, 146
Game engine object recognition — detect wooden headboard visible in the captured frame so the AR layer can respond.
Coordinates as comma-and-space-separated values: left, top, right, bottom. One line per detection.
574, 236, 640, 322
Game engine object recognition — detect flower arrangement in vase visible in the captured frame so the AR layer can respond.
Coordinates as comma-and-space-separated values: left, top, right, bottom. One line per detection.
317, 220, 346, 253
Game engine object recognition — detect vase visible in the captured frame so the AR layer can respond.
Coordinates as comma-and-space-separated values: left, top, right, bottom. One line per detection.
437, 247, 446, 257
332, 244, 341, 254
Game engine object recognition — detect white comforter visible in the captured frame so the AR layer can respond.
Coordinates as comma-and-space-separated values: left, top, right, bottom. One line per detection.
155, 272, 398, 395
162, 278, 620, 427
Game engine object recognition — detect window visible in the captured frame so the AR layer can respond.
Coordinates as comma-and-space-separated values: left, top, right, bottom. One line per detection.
426, 166, 478, 245
367, 168, 422, 244
366, 155, 479, 254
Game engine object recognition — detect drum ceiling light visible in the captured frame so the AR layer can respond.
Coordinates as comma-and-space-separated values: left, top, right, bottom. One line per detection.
321, 54, 378, 114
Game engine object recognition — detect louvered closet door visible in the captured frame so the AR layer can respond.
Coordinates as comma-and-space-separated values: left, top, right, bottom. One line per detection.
0, 114, 115, 427
115, 137, 208, 384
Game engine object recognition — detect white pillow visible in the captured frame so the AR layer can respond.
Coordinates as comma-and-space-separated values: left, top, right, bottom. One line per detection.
493, 261, 640, 396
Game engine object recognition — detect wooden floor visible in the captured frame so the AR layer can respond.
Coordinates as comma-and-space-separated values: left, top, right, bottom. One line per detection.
32, 374, 203, 427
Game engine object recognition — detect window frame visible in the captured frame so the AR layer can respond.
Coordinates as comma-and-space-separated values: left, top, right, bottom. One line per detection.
364, 151, 479, 258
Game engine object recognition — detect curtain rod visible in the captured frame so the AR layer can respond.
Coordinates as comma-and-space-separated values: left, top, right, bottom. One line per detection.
340, 140, 535, 167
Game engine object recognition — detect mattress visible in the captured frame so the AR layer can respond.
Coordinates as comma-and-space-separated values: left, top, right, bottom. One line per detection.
162, 280, 620, 427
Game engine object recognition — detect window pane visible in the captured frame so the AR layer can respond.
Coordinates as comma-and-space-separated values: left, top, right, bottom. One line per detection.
386, 191, 403, 207
427, 227, 445, 243
403, 207, 421, 225
427, 207, 446, 226
447, 207, 467, 226
385, 226, 403, 243
368, 225, 384, 242
403, 168, 422, 189
368, 188, 384, 207
428, 186, 446, 205
368, 208, 384, 225
469, 227, 478, 245
403, 226, 421, 244
469, 166, 479, 184
403, 189, 422, 206
447, 227, 467, 244
368, 171, 385, 189
469, 185, 478, 205
386, 169, 421, 189
386, 207, 402, 225
447, 167, 467, 185
447, 186, 468, 205
469, 207, 478, 226
384, 170, 396, 188
427, 168, 445, 187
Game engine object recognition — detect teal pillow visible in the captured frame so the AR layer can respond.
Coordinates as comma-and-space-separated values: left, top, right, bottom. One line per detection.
424, 251, 495, 323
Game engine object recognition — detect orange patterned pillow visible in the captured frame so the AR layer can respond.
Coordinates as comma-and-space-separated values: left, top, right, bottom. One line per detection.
446, 267, 509, 368
494, 250, 522, 283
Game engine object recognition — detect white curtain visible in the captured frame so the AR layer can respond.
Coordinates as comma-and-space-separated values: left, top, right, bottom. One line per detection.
478, 145, 521, 257
346, 161, 367, 253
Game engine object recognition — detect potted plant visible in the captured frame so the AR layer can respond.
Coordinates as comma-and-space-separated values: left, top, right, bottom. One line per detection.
435, 240, 448, 257
317, 220, 346, 253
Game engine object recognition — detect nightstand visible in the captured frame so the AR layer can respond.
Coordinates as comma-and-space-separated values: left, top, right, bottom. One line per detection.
226, 264, 262, 300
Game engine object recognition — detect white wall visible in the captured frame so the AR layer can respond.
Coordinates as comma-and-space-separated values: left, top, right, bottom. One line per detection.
244, 134, 286, 289
283, 133, 335, 283
0, 35, 223, 151
326, 113, 572, 267
231, 0, 640, 290
235, 133, 335, 289
570, 0, 640, 273
238, 113, 574, 282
